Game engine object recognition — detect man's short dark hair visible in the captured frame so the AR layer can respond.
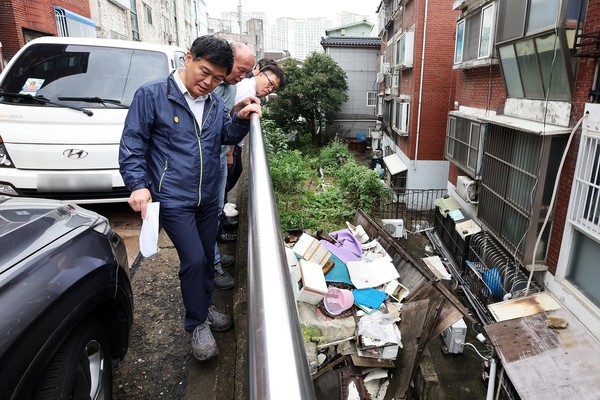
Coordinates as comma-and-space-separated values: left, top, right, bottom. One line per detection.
189, 35, 234, 75
257, 57, 276, 70
260, 63, 286, 89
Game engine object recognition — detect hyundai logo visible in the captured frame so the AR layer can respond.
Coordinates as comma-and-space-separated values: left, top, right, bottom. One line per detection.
63, 149, 88, 159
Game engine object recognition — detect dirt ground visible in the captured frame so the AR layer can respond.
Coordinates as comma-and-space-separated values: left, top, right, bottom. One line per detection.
112, 240, 191, 399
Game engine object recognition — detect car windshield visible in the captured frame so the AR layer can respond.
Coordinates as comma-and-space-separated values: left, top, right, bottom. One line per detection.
0, 43, 169, 108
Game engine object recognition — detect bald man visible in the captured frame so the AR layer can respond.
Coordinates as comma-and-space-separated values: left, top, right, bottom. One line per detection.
211, 42, 256, 289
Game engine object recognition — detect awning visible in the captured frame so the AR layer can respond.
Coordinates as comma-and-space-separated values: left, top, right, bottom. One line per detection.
478, 114, 571, 136
62, 8, 96, 27
383, 154, 408, 175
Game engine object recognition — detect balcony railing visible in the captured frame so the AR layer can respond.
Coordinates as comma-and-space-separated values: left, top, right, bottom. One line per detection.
246, 114, 316, 399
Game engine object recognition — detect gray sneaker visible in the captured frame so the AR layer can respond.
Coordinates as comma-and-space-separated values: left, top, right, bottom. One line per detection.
214, 263, 234, 289
191, 321, 218, 361
208, 305, 233, 332
220, 254, 235, 268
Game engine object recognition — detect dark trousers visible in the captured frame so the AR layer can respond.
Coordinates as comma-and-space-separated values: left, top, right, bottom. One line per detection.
225, 144, 243, 201
159, 204, 218, 332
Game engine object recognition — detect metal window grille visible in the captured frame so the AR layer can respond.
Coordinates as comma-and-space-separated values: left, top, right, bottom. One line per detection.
571, 131, 600, 235
478, 124, 542, 259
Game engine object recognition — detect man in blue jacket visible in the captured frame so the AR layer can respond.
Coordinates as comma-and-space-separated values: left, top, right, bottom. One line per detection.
119, 35, 261, 361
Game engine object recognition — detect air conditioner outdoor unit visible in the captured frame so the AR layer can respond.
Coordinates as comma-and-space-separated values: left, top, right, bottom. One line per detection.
456, 175, 478, 203
382, 219, 406, 239
442, 318, 467, 354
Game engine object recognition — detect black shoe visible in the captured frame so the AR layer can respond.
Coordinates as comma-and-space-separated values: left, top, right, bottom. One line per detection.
220, 254, 235, 268
218, 232, 237, 243
222, 220, 238, 231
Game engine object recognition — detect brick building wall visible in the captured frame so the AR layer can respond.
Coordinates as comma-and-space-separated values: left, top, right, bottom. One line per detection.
398, 0, 458, 161
453, 65, 506, 114
0, 0, 91, 62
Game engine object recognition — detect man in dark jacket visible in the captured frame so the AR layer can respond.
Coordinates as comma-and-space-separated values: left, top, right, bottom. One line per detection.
119, 35, 261, 361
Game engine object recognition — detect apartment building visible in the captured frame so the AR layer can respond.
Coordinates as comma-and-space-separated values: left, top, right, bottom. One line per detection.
376, 0, 459, 190
444, 0, 600, 342
321, 21, 382, 139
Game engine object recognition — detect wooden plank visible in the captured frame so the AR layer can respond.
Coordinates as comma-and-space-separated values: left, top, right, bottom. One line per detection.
384, 299, 429, 400
487, 291, 561, 322
485, 308, 600, 399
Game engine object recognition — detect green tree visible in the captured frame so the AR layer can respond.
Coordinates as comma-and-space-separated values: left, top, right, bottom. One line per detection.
269, 53, 349, 145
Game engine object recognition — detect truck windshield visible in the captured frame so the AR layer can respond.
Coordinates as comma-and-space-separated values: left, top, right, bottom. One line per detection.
0, 44, 169, 107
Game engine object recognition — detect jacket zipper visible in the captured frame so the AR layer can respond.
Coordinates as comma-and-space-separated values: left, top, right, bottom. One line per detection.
194, 101, 215, 206
158, 160, 169, 192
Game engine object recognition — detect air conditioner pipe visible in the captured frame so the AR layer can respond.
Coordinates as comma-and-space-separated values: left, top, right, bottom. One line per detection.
526, 112, 587, 295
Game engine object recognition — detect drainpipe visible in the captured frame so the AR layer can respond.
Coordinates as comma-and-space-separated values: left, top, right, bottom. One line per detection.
413, 0, 429, 169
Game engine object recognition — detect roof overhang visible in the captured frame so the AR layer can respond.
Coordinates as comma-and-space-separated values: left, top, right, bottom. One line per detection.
383, 154, 408, 175
478, 114, 571, 136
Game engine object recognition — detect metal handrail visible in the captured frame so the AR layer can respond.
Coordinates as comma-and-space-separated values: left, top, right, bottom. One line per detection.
246, 114, 316, 399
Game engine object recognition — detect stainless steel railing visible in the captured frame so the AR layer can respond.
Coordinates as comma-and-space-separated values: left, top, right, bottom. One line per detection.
246, 114, 316, 399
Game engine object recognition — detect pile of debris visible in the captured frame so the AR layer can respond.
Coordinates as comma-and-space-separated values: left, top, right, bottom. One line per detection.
283, 210, 474, 399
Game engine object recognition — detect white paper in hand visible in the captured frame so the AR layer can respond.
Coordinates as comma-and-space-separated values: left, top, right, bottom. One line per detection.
140, 202, 160, 257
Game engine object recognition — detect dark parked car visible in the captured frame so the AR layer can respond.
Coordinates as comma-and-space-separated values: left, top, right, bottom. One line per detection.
0, 195, 133, 399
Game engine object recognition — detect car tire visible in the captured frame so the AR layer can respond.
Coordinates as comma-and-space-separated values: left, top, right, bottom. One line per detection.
33, 318, 113, 400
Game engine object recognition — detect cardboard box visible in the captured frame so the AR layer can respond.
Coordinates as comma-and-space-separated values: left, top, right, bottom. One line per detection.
296, 259, 328, 305
292, 233, 331, 267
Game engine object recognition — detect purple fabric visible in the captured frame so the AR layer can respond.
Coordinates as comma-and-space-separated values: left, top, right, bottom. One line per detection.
319, 229, 362, 262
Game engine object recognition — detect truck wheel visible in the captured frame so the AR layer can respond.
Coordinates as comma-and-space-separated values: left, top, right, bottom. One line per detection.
33, 318, 112, 400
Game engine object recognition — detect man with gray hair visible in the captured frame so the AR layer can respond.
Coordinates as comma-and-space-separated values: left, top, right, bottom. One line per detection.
211, 42, 255, 289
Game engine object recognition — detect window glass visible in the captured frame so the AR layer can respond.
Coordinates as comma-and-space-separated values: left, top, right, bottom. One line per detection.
515, 39, 545, 98
446, 117, 456, 157
566, 0, 588, 28
399, 35, 406, 65
498, 45, 524, 97
455, 21, 464, 64
479, 5, 494, 58
465, 12, 481, 61
468, 124, 480, 171
567, 230, 600, 308
526, 0, 560, 33
367, 92, 376, 107
536, 35, 571, 100
130, 0, 140, 40
0, 44, 169, 107
496, 0, 527, 43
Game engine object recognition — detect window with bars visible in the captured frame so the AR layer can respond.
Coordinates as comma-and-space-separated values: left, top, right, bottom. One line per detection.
570, 132, 600, 234
445, 115, 484, 178
561, 105, 600, 318
477, 124, 566, 265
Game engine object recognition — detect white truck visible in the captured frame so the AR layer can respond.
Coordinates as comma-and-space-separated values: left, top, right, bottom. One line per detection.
0, 36, 186, 203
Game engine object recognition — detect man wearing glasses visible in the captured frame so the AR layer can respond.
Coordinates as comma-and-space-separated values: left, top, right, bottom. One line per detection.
222, 64, 286, 210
